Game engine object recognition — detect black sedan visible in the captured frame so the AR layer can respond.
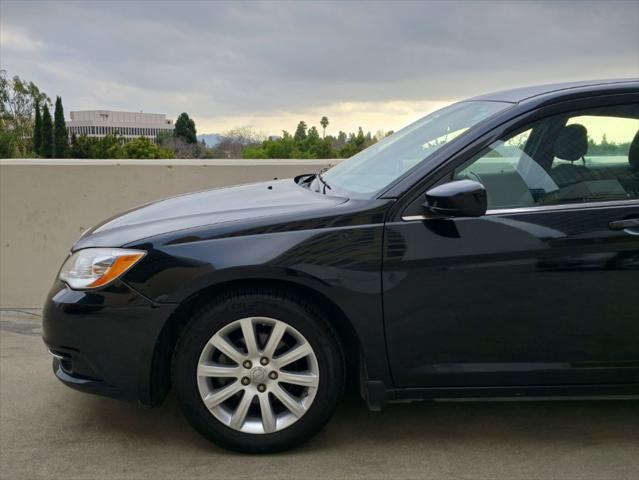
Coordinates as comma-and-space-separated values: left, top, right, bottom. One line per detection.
43, 79, 639, 452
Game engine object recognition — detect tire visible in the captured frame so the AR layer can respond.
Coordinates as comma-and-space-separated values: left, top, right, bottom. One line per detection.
172, 288, 345, 453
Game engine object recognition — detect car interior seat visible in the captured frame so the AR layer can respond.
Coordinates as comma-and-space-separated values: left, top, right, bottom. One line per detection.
621, 129, 639, 195
629, 129, 639, 173
550, 124, 592, 186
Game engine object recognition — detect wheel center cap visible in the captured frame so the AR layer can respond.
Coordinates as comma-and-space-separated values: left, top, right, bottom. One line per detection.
250, 366, 267, 384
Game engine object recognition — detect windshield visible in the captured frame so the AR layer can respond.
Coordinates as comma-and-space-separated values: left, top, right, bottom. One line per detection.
321, 100, 511, 197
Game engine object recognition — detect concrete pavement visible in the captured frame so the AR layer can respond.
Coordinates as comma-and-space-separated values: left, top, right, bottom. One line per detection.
1, 308, 638, 480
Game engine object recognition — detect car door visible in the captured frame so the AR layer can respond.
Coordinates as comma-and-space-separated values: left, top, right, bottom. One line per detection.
383, 101, 639, 388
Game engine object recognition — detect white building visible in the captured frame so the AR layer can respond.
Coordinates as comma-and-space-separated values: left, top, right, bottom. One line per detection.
67, 110, 174, 142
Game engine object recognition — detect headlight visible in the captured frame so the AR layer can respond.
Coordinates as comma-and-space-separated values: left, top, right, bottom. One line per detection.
59, 248, 146, 290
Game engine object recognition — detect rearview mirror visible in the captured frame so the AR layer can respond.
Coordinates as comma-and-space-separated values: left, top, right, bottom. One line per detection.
423, 179, 487, 217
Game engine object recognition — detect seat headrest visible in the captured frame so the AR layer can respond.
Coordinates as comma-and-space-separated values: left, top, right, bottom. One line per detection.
555, 124, 588, 162
629, 130, 639, 172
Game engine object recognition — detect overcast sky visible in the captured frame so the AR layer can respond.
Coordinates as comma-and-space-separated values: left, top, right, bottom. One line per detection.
1, 0, 638, 135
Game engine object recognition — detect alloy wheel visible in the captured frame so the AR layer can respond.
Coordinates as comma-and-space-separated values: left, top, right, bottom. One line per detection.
196, 317, 320, 434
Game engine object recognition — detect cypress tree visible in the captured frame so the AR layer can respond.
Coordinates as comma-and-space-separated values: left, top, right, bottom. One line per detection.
294, 121, 307, 141
33, 102, 42, 156
174, 112, 197, 144
53, 96, 69, 158
41, 104, 53, 158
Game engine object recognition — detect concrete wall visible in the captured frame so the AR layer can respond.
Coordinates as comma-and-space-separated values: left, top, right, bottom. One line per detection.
0, 159, 339, 307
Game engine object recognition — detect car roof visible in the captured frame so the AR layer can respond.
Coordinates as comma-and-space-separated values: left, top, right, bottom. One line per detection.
469, 78, 639, 104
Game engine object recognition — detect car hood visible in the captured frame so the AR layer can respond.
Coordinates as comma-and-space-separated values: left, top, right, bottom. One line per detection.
74, 179, 347, 249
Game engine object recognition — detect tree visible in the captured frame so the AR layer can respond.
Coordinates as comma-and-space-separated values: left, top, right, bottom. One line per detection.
122, 137, 174, 159
236, 119, 388, 159
339, 127, 376, 157
320, 116, 329, 138
91, 133, 124, 158
223, 126, 265, 145
174, 112, 197, 143
69, 133, 79, 157
33, 102, 42, 156
53, 96, 69, 158
374, 129, 394, 141
0, 129, 17, 158
40, 104, 53, 158
212, 126, 265, 158
307, 126, 320, 143
311, 138, 335, 159
293, 121, 307, 141
157, 136, 202, 158
69, 133, 95, 158
333, 131, 348, 150
0, 70, 50, 157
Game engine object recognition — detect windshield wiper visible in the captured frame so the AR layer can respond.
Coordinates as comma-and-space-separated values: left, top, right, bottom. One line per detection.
295, 173, 316, 188
317, 171, 332, 194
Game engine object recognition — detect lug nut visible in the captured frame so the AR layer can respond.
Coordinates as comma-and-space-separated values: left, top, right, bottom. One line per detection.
268, 371, 278, 380
257, 384, 266, 393
260, 357, 269, 366
241, 377, 250, 386
243, 360, 252, 369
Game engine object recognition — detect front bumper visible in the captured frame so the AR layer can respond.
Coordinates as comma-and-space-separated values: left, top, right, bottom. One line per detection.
43, 280, 177, 405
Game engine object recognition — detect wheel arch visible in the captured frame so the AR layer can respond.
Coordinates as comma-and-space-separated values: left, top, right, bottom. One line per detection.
148, 277, 365, 405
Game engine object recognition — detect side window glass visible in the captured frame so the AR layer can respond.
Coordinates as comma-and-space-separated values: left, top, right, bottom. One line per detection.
457, 129, 531, 177
454, 105, 639, 210
563, 115, 637, 168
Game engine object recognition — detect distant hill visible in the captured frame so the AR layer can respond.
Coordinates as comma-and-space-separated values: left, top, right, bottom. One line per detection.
197, 133, 222, 147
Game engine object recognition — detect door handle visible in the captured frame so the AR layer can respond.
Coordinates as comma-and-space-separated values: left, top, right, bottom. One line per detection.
609, 218, 639, 230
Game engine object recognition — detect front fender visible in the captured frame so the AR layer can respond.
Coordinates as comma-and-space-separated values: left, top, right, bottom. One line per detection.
123, 225, 391, 385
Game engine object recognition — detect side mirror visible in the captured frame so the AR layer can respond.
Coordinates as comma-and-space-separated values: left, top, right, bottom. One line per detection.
423, 179, 487, 217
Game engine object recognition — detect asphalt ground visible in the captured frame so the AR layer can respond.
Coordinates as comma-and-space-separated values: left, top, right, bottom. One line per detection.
1, 309, 638, 480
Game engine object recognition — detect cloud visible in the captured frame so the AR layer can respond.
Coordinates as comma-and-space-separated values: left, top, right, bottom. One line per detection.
0, 25, 45, 53
1, 0, 638, 134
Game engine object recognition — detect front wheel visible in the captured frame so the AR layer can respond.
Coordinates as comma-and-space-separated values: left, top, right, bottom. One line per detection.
172, 290, 345, 452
